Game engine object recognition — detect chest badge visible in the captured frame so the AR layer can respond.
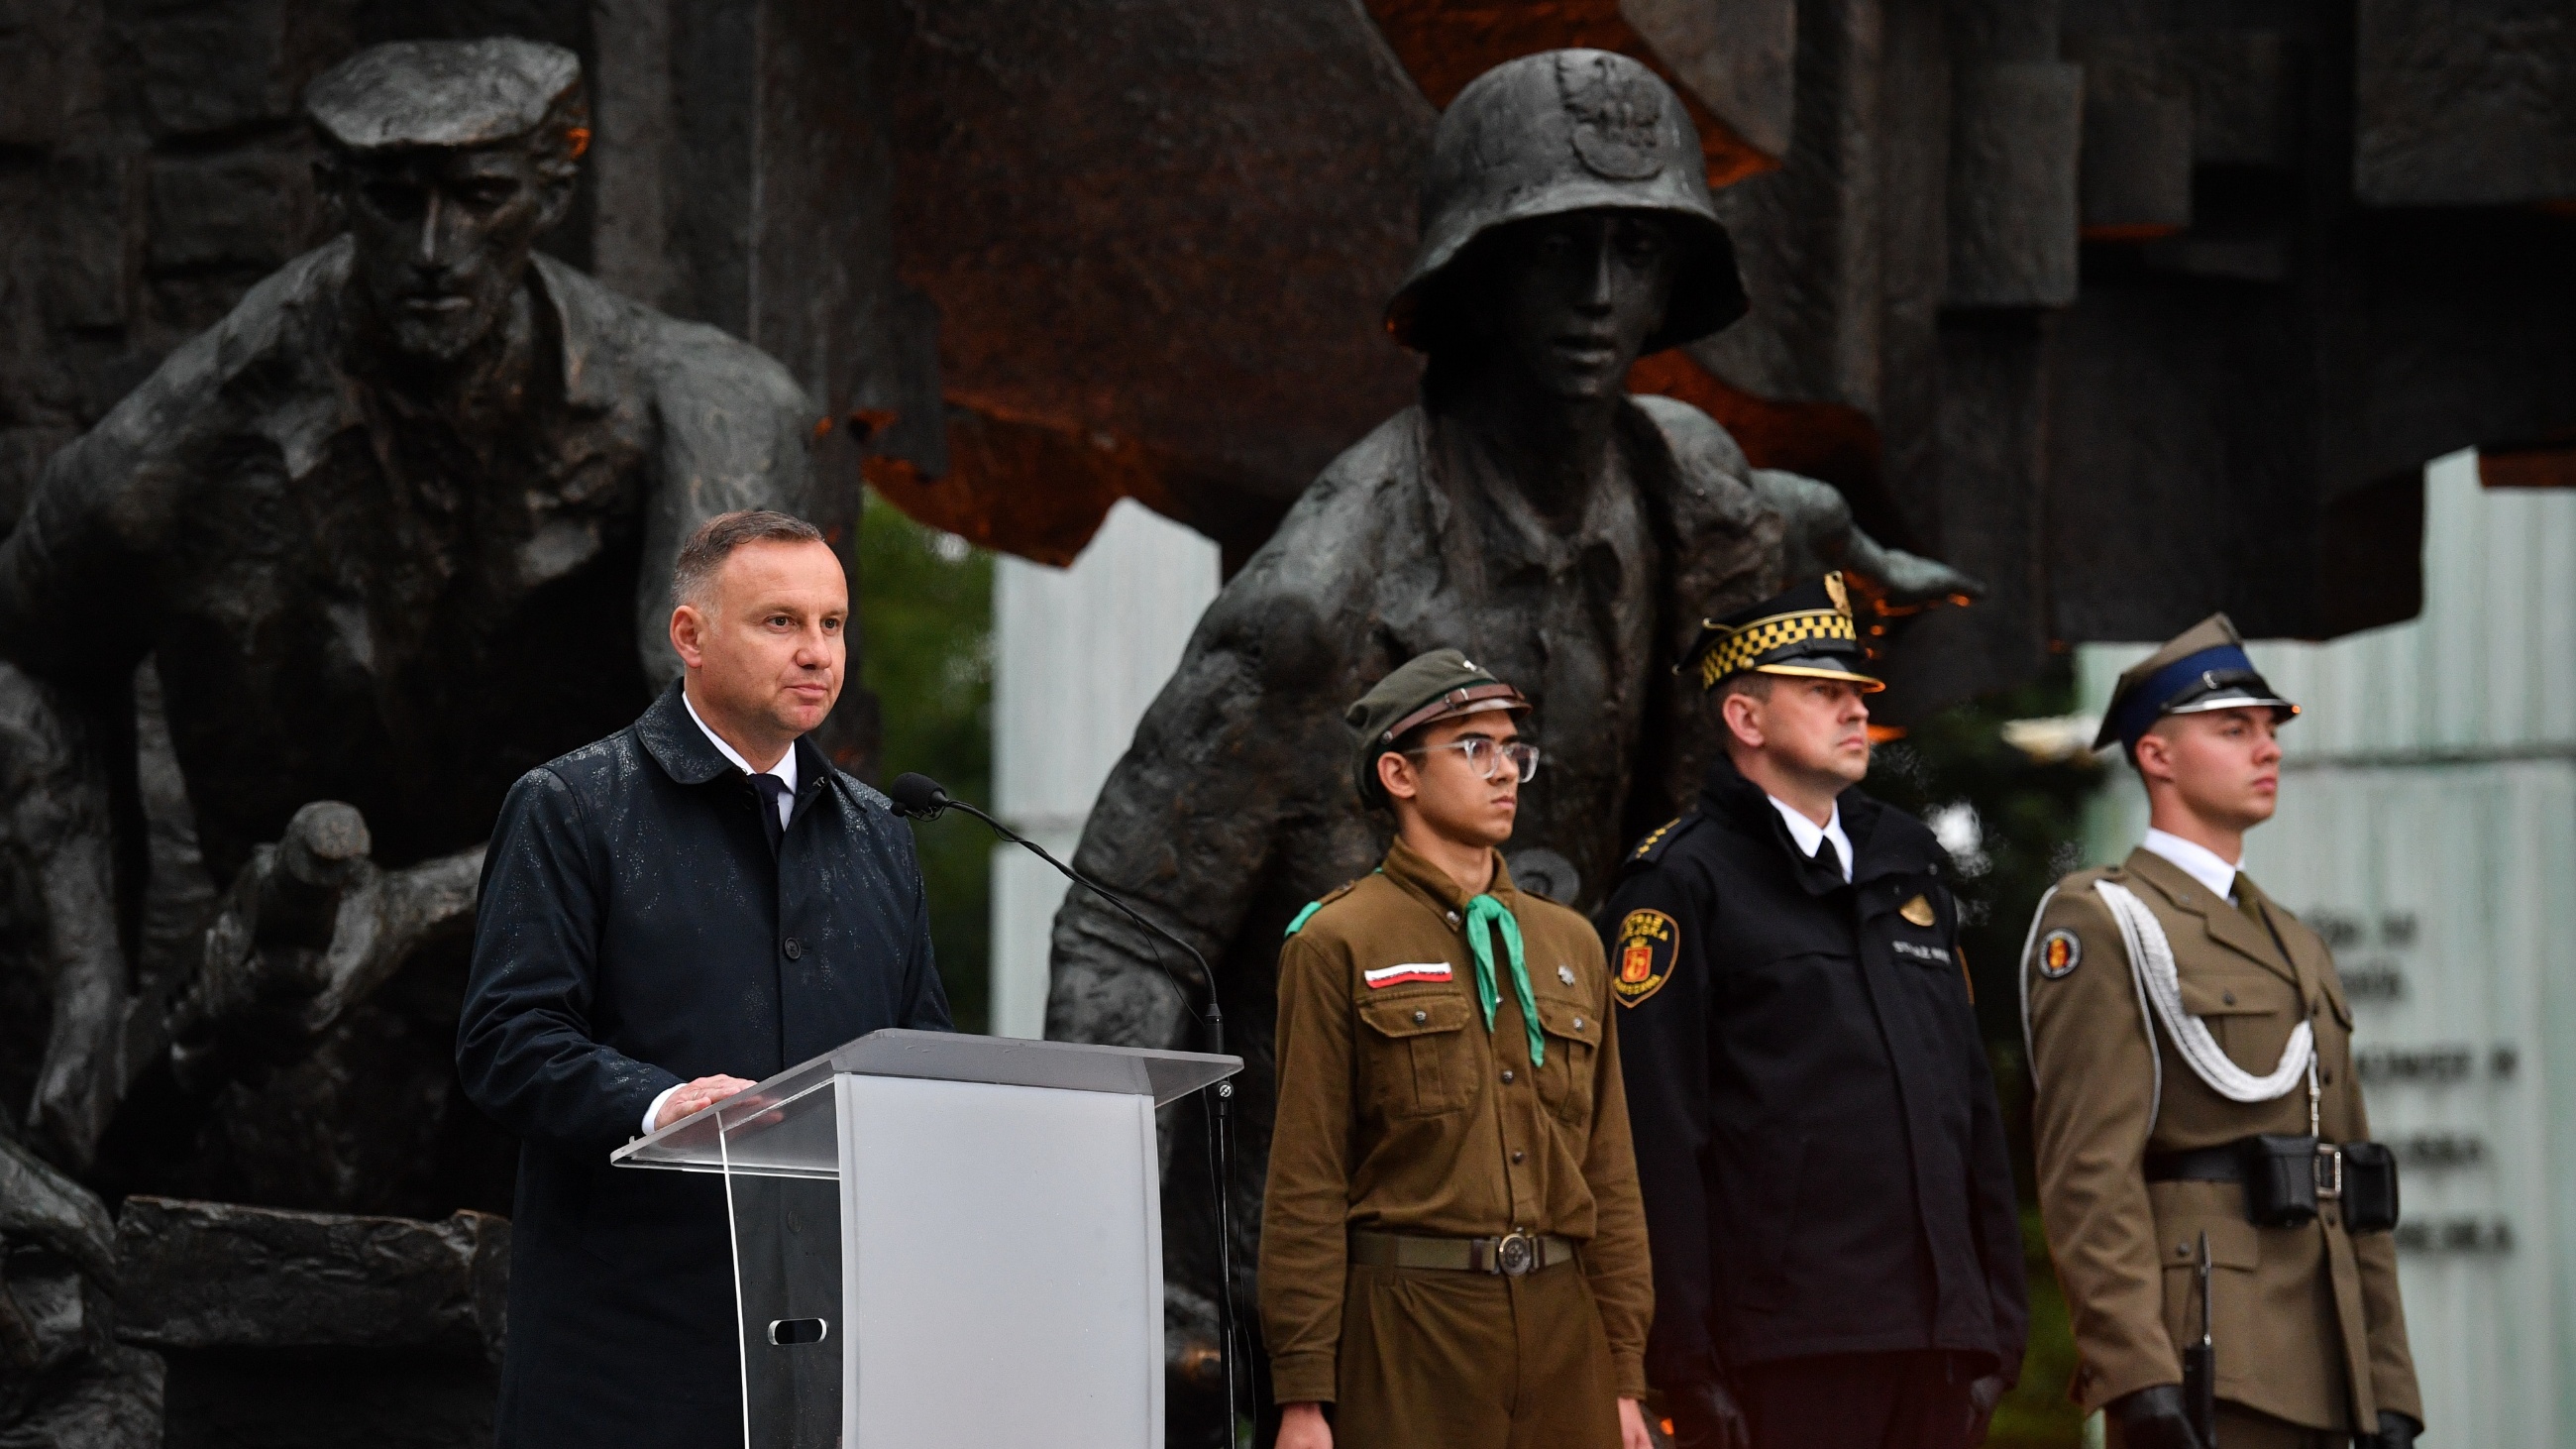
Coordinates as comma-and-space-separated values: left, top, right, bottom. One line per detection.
1612, 909, 1677, 1008
1557, 963, 1576, 986
1363, 961, 1453, 989
2038, 928, 2082, 978
1899, 894, 1937, 928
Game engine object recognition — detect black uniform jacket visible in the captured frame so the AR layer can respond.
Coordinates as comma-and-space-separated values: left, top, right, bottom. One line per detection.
456, 681, 951, 1449
1599, 752, 2026, 1390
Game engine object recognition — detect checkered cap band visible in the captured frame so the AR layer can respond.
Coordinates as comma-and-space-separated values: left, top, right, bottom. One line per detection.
1695, 608, 1859, 690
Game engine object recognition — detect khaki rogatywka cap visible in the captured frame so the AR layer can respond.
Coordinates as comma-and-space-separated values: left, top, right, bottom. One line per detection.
2094, 612, 2300, 753
1345, 648, 1531, 805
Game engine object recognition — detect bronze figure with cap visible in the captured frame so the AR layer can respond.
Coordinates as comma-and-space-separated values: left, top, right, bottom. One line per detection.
2022, 614, 2422, 1449
0, 38, 820, 1207
1046, 53, 1979, 1434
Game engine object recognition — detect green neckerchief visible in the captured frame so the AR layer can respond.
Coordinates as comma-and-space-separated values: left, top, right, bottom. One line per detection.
1463, 893, 1544, 1067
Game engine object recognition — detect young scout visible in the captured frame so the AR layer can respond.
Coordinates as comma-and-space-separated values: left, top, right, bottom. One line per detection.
1603, 575, 2027, 1449
1260, 648, 1654, 1449
2021, 614, 2421, 1449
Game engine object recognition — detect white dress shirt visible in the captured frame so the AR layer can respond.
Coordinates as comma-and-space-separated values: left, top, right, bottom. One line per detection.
682, 689, 799, 825
1769, 796, 1854, 883
643, 691, 802, 1135
2141, 827, 2241, 904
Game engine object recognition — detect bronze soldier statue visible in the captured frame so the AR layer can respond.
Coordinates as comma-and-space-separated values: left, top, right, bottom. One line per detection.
1044, 49, 1980, 1433
0, 38, 820, 1210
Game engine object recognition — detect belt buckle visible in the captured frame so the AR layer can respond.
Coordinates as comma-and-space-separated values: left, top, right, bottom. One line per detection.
1491, 1230, 1538, 1276
2313, 1142, 2343, 1201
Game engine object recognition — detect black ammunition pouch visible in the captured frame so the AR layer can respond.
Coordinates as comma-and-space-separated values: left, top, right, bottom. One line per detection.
2339, 1140, 2401, 1234
2145, 1135, 2401, 1233
2241, 1133, 2321, 1227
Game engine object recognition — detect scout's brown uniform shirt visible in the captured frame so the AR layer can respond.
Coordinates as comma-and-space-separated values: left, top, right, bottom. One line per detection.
1259, 840, 1654, 1404
2023, 848, 2420, 1432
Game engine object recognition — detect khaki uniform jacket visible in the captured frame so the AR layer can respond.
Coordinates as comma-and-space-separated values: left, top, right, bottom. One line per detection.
2022, 848, 2420, 1431
1258, 840, 1654, 1405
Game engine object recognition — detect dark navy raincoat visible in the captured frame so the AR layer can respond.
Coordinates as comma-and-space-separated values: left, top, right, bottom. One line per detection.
457, 680, 950, 1448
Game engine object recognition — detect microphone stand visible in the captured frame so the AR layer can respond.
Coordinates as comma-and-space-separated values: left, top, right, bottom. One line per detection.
896, 780, 1246, 1440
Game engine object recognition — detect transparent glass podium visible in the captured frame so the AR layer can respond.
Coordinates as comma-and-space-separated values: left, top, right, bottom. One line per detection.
613, 1029, 1241, 1448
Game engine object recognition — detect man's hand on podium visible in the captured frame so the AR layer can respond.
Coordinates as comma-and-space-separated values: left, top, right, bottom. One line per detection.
1277, 1402, 1332, 1449
656, 1074, 757, 1130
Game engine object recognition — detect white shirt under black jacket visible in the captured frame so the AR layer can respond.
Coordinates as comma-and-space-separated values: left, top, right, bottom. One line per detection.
1768, 796, 1854, 883
638, 691, 800, 1135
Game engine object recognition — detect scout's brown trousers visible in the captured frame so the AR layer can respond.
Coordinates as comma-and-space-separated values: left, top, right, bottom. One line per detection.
1330, 1258, 1622, 1449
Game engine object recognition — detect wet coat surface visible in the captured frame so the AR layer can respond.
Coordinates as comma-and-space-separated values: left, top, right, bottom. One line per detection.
456, 682, 950, 1449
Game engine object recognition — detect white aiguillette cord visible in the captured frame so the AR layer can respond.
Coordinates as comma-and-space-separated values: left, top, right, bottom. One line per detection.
2094, 880, 2313, 1110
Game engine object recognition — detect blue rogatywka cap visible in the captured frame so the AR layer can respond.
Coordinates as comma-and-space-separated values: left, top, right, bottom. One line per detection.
2093, 612, 2300, 754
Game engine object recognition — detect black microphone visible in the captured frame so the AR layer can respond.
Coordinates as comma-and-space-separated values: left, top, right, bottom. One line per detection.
888, 771, 951, 820
892, 771, 1246, 1429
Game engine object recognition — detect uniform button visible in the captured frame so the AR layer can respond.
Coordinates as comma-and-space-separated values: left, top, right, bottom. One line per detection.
2176, 1244, 2189, 1258
1511, 1150, 1526, 1164
2222, 991, 2237, 1006
1500, 1069, 1516, 1084
783, 938, 804, 960
1446, 911, 1460, 926
1572, 1017, 1585, 1030
1412, 1010, 1429, 1025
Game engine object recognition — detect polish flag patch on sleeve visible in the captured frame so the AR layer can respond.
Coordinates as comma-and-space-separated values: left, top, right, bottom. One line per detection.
1363, 962, 1454, 988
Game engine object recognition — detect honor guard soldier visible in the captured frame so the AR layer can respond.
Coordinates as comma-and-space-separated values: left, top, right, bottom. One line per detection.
2021, 616, 2421, 1449
1604, 575, 2027, 1449
1260, 649, 1655, 1449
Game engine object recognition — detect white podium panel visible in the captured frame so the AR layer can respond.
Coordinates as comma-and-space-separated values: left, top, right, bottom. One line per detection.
613, 1030, 1239, 1449
842, 1074, 1162, 1445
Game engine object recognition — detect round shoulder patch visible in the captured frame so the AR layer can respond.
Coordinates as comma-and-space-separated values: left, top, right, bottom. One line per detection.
2037, 927, 2082, 979
1613, 908, 1678, 1007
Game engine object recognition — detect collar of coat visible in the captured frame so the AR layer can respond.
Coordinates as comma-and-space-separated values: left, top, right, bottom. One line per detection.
1378, 835, 1523, 921
636, 678, 830, 804
1694, 749, 1940, 896
2117, 845, 2316, 994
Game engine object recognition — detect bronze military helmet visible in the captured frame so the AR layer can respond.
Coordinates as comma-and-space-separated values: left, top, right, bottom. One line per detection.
1384, 49, 1748, 355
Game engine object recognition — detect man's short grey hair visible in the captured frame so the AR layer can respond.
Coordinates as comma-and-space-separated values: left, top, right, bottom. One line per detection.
673, 509, 825, 608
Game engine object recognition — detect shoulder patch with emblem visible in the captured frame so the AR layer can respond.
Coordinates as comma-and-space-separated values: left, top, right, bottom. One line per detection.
1899, 893, 1936, 928
1613, 908, 1678, 1006
2037, 927, 2081, 978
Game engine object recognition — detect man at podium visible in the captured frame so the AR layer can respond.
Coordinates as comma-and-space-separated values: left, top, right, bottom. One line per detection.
1262, 650, 1655, 1449
458, 510, 952, 1449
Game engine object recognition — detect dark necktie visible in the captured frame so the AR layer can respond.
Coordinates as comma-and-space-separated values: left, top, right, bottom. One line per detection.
1811, 832, 1842, 880
751, 774, 791, 853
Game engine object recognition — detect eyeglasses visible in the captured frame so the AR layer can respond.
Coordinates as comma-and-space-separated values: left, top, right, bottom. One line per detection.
1404, 736, 1542, 783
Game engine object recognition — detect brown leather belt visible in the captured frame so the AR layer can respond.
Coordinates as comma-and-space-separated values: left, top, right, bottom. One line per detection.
1348, 1228, 1578, 1277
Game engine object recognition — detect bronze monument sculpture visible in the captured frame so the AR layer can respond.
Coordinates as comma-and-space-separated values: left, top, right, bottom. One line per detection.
1043, 50, 1979, 1439
0, 37, 817, 1445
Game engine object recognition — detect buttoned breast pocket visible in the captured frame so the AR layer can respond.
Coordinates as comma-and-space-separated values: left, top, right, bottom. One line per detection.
2182, 970, 2295, 1068
1533, 996, 1604, 1126
1358, 995, 1475, 1118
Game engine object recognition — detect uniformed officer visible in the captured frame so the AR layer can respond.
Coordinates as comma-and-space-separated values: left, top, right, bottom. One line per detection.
1260, 648, 1654, 1449
1603, 574, 2027, 1449
2020, 615, 2421, 1449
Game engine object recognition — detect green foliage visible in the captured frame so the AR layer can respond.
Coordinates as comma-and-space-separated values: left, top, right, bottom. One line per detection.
1864, 656, 2099, 1448
858, 490, 994, 1033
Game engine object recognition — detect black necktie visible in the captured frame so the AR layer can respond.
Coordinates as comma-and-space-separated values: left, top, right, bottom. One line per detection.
751, 774, 791, 852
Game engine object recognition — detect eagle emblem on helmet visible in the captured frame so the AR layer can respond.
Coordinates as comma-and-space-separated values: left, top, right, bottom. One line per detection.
1556, 52, 1666, 181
